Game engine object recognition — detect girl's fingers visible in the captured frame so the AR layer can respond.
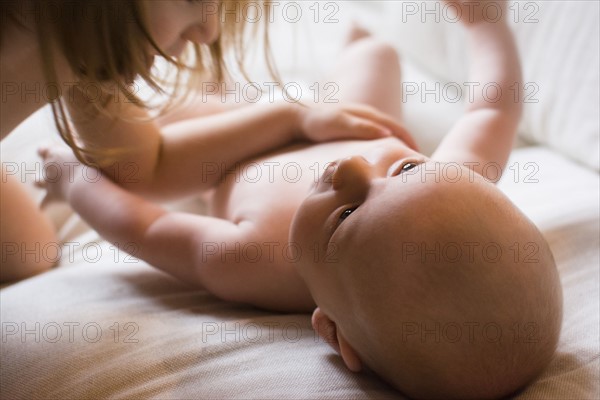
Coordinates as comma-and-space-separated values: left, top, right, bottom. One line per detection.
352, 119, 392, 139
346, 106, 419, 150
391, 126, 419, 151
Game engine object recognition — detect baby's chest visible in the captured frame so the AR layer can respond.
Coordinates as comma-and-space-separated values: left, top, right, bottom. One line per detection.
208, 163, 311, 225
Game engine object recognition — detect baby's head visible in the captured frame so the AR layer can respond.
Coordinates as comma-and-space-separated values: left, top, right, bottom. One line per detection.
290, 141, 562, 399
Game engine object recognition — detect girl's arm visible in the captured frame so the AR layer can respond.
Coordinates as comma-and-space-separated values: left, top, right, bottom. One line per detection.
432, 0, 523, 181
67, 87, 412, 200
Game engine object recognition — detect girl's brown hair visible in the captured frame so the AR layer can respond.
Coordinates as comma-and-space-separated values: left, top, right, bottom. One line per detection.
1, 0, 276, 161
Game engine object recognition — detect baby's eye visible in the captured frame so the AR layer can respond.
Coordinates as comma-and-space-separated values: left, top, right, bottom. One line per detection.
390, 160, 421, 177
401, 162, 418, 172
339, 207, 357, 223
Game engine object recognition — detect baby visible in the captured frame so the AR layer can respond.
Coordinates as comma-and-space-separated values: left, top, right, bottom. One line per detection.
39, 1, 562, 398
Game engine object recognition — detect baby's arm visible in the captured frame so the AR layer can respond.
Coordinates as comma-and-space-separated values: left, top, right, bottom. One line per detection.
38, 146, 245, 284
432, 0, 522, 180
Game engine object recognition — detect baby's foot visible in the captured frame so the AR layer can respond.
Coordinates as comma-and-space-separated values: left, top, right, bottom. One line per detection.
344, 22, 372, 46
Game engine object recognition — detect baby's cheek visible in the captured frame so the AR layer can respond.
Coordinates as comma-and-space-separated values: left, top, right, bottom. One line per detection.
290, 200, 318, 242
288, 209, 305, 244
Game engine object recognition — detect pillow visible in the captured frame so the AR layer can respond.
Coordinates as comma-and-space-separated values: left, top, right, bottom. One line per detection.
384, 0, 600, 170
511, 0, 599, 170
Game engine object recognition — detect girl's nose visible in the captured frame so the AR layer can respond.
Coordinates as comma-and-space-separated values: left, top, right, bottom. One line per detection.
332, 156, 373, 193
183, 12, 220, 45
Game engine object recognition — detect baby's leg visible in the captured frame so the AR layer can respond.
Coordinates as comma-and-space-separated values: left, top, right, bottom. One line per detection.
325, 25, 402, 121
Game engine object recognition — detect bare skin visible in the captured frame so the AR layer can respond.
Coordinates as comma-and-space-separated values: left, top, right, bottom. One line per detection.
1, 1, 409, 282
1, 20, 60, 281
38, 0, 524, 311
39, 1, 562, 398
37, 33, 414, 311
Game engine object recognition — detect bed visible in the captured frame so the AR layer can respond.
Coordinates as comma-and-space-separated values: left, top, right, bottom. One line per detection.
1, 1, 598, 398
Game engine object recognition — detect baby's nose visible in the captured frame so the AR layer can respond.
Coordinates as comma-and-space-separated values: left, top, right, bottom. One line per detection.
332, 156, 373, 192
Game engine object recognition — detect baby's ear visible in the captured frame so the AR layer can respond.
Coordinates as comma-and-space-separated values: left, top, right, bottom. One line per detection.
312, 308, 363, 372
312, 307, 340, 352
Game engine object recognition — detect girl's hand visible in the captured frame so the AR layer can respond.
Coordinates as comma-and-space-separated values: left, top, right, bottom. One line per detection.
36, 145, 86, 208
296, 103, 418, 150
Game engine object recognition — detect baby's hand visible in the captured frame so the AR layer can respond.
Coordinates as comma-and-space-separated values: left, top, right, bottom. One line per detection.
297, 103, 418, 150
36, 145, 86, 208
444, 0, 508, 26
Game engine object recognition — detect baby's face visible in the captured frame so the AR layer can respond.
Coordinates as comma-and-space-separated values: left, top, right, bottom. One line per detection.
289, 140, 515, 321
290, 140, 439, 315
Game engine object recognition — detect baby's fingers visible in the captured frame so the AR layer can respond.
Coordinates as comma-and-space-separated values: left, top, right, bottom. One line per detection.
37, 147, 48, 158
34, 176, 54, 210
37, 142, 74, 161
37, 141, 60, 158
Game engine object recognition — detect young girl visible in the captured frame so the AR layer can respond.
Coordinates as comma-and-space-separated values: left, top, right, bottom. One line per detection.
0, 0, 410, 282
